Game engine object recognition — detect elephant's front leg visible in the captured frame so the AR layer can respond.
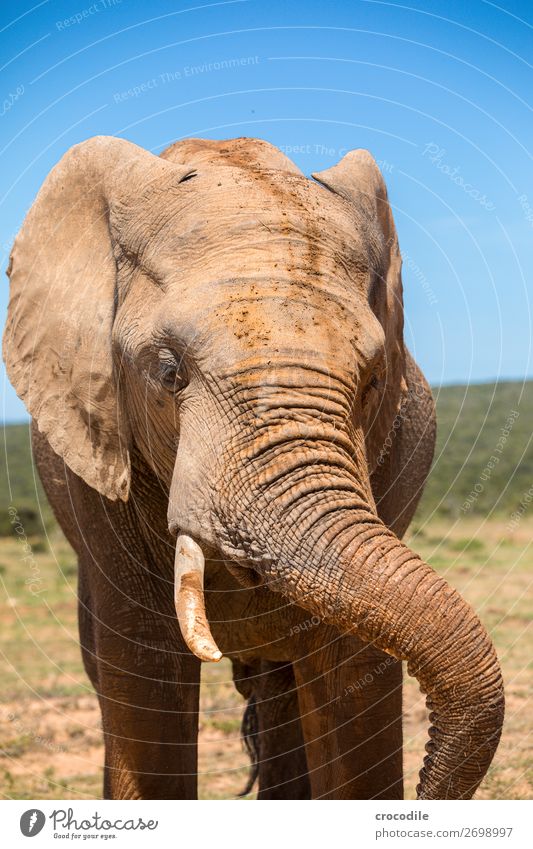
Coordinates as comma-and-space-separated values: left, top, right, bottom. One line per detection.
293, 632, 403, 799
79, 556, 201, 800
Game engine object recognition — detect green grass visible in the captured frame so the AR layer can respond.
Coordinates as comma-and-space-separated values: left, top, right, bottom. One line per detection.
0, 423, 52, 536
0, 534, 87, 702
417, 380, 533, 520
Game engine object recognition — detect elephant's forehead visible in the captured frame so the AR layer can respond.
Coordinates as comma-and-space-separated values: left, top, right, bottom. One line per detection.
142, 166, 384, 374
142, 166, 379, 290
158, 274, 383, 380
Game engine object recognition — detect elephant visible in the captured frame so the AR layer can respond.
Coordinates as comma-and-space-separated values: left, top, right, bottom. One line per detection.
3, 135, 504, 800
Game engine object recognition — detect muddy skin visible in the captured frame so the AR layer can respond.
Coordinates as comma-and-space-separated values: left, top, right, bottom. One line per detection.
5, 136, 503, 799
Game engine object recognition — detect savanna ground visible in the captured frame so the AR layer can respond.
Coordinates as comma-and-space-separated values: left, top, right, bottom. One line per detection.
0, 516, 531, 800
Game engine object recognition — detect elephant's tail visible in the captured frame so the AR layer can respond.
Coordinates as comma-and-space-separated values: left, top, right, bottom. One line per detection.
238, 695, 259, 797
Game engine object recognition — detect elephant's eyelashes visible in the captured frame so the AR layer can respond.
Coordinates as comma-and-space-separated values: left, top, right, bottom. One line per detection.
157, 349, 189, 393
362, 373, 381, 406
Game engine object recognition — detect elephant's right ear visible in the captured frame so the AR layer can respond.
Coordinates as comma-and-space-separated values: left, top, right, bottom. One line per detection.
3, 136, 182, 501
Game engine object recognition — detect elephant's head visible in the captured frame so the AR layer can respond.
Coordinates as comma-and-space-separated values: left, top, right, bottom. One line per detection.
3, 135, 504, 798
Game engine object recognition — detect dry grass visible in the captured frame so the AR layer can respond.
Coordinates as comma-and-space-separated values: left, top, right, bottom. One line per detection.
0, 517, 531, 799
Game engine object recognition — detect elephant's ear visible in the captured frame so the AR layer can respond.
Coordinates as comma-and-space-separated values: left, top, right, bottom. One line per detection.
3, 136, 183, 500
312, 150, 407, 472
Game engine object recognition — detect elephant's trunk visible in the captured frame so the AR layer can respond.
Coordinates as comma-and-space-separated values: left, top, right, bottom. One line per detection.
214, 428, 504, 799
169, 364, 504, 798
250, 513, 503, 798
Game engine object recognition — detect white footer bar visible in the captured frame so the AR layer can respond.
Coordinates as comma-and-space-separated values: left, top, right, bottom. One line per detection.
4, 799, 532, 848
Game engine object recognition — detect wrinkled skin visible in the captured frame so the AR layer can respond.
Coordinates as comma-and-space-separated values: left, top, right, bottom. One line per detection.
4, 136, 504, 800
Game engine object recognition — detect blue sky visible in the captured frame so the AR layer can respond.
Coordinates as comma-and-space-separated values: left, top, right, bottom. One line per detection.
1, 0, 531, 421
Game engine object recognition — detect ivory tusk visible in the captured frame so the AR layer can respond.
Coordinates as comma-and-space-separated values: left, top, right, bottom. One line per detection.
174, 534, 222, 663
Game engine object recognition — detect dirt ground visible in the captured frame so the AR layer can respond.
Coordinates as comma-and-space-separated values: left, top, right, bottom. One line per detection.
0, 517, 531, 800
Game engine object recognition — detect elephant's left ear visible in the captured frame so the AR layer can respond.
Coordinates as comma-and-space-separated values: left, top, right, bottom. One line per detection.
312, 150, 408, 472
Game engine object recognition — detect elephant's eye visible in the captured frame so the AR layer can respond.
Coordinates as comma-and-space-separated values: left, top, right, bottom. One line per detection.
362, 372, 381, 406
158, 349, 189, 393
